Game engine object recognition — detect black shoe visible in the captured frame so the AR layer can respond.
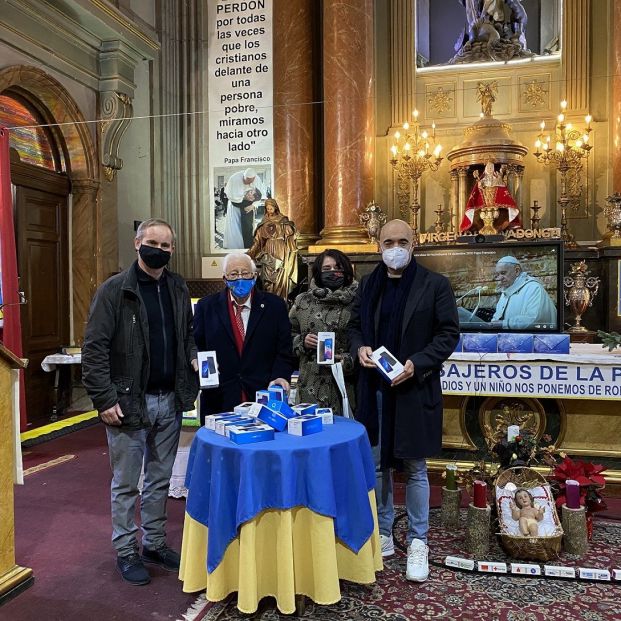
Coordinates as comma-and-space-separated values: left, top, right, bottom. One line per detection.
141, 545, 181, 572
117, 553, 151, 585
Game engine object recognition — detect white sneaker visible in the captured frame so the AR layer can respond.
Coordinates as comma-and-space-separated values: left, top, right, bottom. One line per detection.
379, 534, 395, 557
406, 539, 429, 582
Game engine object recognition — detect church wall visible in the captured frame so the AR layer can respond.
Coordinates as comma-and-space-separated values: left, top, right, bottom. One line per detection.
117, 59, 154, 269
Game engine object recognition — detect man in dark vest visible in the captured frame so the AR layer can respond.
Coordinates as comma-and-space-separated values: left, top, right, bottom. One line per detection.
348, 219, 459, 582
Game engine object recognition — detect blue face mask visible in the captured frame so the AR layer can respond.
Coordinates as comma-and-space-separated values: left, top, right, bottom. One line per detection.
226, 278, 255, 298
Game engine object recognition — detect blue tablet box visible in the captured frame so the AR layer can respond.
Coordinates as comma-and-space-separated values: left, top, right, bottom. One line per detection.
497, 333, 534, 354
292, 403, 317, 416
268, 399, 296, 419
268, 386, 286, 402
255, 390, 271, 405
315, 407, 334, 424
462, 333, 498, 353
251, 403, 289, 431
204, 412, 237, 431
533, 333, 570, 354
215, 415, 254, 435
228, 424, 275, 444
287, 414, 323, 436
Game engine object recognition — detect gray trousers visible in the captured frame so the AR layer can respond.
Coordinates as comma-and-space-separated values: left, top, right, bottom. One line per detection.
106, 391, 181, 557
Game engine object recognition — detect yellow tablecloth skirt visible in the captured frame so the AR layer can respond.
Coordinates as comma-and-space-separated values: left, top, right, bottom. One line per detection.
179, 490, 382, 614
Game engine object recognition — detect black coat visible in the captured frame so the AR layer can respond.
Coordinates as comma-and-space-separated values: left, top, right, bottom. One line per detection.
193, 288, 294, 421
348, 264, 459, 459
82, 262, 199, 430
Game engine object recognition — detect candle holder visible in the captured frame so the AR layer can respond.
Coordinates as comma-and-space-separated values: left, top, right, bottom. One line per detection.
440, 486, 461, 529
390, 109, 443, 244
530, 200, 542, 230
433, 204, 446, 233
563, 260, 600, 333
466, 503, 491, 557
561, 504, 588, 556
533, 101, 592, 248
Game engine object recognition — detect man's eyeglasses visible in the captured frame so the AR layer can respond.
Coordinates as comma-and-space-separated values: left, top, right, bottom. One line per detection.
225, 271, 255, 280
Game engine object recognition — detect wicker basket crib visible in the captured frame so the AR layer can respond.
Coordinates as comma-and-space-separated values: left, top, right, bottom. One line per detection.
495, 467, 563, 562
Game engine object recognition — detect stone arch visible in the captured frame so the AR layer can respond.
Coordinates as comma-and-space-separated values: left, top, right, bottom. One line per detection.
0, 65, 101, 343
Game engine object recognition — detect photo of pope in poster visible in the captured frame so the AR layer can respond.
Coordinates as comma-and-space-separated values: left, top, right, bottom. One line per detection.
213, 165, 271, 250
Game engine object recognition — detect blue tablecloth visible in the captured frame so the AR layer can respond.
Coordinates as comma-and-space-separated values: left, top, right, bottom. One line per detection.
185, 417, 377, 572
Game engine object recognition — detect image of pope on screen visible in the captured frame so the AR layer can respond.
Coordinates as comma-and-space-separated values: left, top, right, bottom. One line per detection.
489, 256, 557, 330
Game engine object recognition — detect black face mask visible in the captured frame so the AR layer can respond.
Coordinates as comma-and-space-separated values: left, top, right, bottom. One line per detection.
320, 272, 345, 290
139, 244, 171, 269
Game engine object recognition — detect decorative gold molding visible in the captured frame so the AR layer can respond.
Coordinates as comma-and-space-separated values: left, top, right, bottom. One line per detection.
521, 79, 548, 108
426, 86, 454, 115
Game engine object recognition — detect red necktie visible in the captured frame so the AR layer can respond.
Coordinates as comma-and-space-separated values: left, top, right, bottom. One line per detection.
234, 303, 245, 340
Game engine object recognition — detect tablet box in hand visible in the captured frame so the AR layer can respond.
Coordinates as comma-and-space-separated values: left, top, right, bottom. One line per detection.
292, 403, 317, 416
268, 385, 286, 402
317, 331, 336, 365
315, 407, 334, 424
462, 333, 498, 354
255, 390, 271, 405
287, 415, 323, 436
198, 350, 219, 388
228, 423, 275, 444
371, 346, 405, 382
268, 399, 296, 419
204, 412, 237, 431
248, 402, 289, 431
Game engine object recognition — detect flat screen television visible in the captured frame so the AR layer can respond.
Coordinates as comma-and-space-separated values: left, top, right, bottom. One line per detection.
412, 240, 563, 333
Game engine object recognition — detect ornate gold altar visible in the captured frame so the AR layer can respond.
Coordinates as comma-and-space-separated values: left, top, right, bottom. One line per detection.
447, 87, 527, 232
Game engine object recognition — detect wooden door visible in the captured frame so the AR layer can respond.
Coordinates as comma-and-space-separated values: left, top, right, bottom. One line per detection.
12, 163, 69, 425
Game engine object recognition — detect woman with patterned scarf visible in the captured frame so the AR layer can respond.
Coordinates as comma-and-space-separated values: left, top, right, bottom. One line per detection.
289, 249, 358, 414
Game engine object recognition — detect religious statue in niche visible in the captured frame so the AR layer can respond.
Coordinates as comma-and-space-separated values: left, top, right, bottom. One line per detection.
451, 0, 533, 64
247, 198, 298, 300
459, 161, 522, 233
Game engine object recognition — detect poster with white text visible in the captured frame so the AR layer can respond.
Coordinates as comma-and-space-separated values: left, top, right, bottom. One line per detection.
208, 0, 274, 252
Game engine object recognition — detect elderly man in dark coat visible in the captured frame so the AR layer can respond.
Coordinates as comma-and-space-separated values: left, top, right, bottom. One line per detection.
348, 219, 459, 583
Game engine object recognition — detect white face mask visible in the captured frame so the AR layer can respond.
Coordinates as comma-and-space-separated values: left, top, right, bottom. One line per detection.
382, 246, 411, 270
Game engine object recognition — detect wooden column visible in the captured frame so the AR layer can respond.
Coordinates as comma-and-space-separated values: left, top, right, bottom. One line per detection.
318, 0, 375, 248
273, 0, 319, 249
0, 344, 32, 604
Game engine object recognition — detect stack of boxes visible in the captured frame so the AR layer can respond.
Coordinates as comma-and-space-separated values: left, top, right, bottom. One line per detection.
203, 385, 335, 443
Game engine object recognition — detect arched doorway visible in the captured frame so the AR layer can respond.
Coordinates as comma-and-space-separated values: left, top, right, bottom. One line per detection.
0, 66, 99, 428
0, 91, 70, 423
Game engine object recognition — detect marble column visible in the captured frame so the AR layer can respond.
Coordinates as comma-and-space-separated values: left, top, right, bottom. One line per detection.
273, 0, 318, 249
320, 0, 374, 246
614, 0, 621, 192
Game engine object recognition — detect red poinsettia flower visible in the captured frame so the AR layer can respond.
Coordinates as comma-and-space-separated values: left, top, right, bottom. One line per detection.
552, 456, 607, 508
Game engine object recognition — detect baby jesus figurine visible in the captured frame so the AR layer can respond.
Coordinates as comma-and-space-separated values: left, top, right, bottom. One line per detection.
510, 488, 545, 536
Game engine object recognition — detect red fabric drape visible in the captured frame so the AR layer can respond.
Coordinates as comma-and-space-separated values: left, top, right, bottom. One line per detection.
0, 126, 26, 429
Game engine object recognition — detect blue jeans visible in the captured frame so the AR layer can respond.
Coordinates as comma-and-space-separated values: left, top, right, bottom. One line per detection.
106, 391, 181, 556
373, 391, 430, 544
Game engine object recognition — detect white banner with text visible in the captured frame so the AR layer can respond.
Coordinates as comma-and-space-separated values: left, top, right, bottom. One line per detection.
208, 0, 274, 252
441, 360, 621, 400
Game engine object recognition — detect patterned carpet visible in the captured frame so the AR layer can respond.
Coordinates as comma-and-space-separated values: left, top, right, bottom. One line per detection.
194, 509, 621, 621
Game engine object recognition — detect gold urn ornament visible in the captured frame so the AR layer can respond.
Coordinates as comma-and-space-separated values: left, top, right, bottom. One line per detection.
600, 193, 621, 247
359, 201, 387, 246
563, 261, 600, 333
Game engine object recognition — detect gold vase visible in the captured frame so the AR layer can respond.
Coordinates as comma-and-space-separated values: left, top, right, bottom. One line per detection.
600, 193, 621, 247
563, 261, 600, 333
